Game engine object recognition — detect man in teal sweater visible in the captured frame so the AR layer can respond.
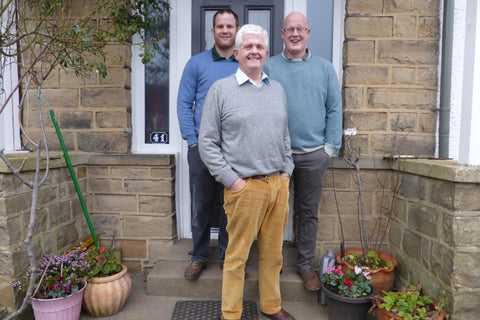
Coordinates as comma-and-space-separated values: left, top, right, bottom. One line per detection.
264, 11, 343, 292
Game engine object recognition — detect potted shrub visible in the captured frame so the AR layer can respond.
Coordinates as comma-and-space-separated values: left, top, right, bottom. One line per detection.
82, 246, 132, 317
320, 264, 375, 320
13, 248, 90, 320
333, 135, 402, 292
370, 285, 448, 320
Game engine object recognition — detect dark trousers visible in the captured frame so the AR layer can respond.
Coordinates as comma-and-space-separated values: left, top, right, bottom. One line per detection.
187, 145, 228, 263
292, 148, 330, 270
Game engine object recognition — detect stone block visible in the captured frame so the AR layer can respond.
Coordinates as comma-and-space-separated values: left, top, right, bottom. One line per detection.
6, 216, 23, 246
343, 87, 364, 110
42, 131, 76, 152
55, 222, 79, 250
429, 180, 454, 209
81, 87, 129, 108
123, 215, 174, 238
99, 67, 129, 85
388, 221, 402, 249
392, 68, 415, 85
346, 0, 383, 15
316, 217, 339, 241
37, 88, 79, 108
371, 134, 435, 156
384, 0, 440, 14
419, 17, 440, 38
37, 186, 58, 205
110, 167, 150, 178
454, 184, 480, 211
124, 179, 173, 194
48, 200, 71, 227
378, 40, 439, 65
139, 195, 173, 214
0, 174, 30, 197
85, 214, 121, 236
88, 167, 109, 176
394, 15, 417, 38
59, 69, 97, 87
343, 41, 375, 64
453, 251, 480, 289
58, 111, 93, 129
367, 88, 437, 109
117, 240, 147, 259
344, 66, 389, 85
390, 113, 416, 132
323, 169, 351, 189
77, 166, 87, 179
402, 230, 422, 260
345, 17, 393, 38
0, 281, 15, 309
417, 67, 439, 86
399, 174, 426, 200
407, 203, 438, 238
392, 198, 408, 223
94, 194, 137, 213
150, 168, 175, 178
96, 112, 127, 128
344, 111, 387, 131
430, 243, 454, 286
453, 292, 480, 317
418, 113, 437, 133
341, 134, 369, 156
452, 215, 480, 247
5, 193, 31, 215
102, 44, 132, 66
89, 178, 123, 193
77, 132, 129, 153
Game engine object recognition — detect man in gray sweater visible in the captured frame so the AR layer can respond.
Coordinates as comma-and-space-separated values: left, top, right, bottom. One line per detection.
199, 24, 295, 320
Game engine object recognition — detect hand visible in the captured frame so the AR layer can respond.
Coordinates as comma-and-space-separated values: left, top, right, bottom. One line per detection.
229, 178, 246, 191
189, 143, 198, 148
280, 172, 290, 178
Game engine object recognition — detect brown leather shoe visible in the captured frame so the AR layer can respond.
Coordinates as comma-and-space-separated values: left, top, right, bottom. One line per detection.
261, 308, 295, 320
297, 268, 321, 291
184, 261, 207, 280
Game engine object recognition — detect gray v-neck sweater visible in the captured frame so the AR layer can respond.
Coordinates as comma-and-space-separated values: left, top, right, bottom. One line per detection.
199, 74, 294, 188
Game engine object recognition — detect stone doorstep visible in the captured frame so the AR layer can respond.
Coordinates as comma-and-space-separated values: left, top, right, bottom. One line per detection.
146, 239, 318, 303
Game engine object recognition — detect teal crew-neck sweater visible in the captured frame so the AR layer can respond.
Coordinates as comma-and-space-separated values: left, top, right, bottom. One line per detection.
263, 54, 343, 154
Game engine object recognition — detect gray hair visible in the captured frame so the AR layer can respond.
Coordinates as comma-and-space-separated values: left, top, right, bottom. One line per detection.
235, 24, 269, 50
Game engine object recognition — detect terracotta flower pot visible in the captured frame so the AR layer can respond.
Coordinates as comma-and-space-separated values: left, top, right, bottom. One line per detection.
321, 282, 374, 320
374, 295, 446, 320
336, 248, 398, 293
83, 264, 131, 317
31, 279, 86, 320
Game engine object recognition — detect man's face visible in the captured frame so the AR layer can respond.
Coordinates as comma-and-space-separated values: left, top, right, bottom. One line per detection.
281, 13, 310, 59
234, 33, 269, 76
211, 13, 238, 50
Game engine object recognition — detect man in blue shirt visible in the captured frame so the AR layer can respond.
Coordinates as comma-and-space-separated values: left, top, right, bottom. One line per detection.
177, 9, 239, 280
264, 11, 343, 292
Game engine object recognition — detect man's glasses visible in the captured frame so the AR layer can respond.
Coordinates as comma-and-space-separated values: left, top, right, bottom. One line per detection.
282, 27, 308, 35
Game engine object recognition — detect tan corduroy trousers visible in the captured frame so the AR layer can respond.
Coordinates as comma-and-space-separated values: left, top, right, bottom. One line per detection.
221, 174, 290, 320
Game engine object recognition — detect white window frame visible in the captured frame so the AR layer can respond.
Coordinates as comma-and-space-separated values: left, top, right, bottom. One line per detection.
1, 2, 21, 153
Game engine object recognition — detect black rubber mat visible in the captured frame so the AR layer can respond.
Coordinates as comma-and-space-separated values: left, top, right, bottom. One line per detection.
171, 300, 258, 320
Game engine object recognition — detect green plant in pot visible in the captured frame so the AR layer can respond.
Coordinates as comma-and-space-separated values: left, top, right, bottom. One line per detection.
371, 285, 448, 320
320, 264, 374, 320
83, 246, 132, 317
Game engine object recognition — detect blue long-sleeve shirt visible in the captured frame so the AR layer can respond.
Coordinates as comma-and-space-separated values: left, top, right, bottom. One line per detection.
177, 48, 238, 147
264, 51, 343, 155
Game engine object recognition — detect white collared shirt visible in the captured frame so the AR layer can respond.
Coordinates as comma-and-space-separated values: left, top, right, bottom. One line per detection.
235, 68, 269, 87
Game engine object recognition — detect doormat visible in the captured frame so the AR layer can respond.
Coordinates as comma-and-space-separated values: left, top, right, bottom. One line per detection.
171, 300, 258, 320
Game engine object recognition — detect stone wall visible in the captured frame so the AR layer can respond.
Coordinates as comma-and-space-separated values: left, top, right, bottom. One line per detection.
0, 154, 89, 309
388, 159, 480, 320
343, 0, 440, 156
0, 153, 175, 310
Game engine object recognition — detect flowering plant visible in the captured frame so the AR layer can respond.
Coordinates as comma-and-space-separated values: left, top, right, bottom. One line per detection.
14, 248, 91, 299
85, 246, 122, 279
321, 265, 373, 298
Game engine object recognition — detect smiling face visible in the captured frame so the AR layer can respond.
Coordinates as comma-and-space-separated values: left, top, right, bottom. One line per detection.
234, 33, 269, 80
281, 12, 310, 59
211, 13, 238, 51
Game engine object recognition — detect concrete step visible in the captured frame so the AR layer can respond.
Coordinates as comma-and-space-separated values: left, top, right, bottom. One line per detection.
146, 239, 319, 303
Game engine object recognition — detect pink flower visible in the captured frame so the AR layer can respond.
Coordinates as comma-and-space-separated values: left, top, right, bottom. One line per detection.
326, 267, 332, 275
344, 278, 353, 286
99, 247, 105, 254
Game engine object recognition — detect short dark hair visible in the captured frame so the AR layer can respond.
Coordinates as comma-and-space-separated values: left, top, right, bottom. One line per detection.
213, 9, 239, 28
